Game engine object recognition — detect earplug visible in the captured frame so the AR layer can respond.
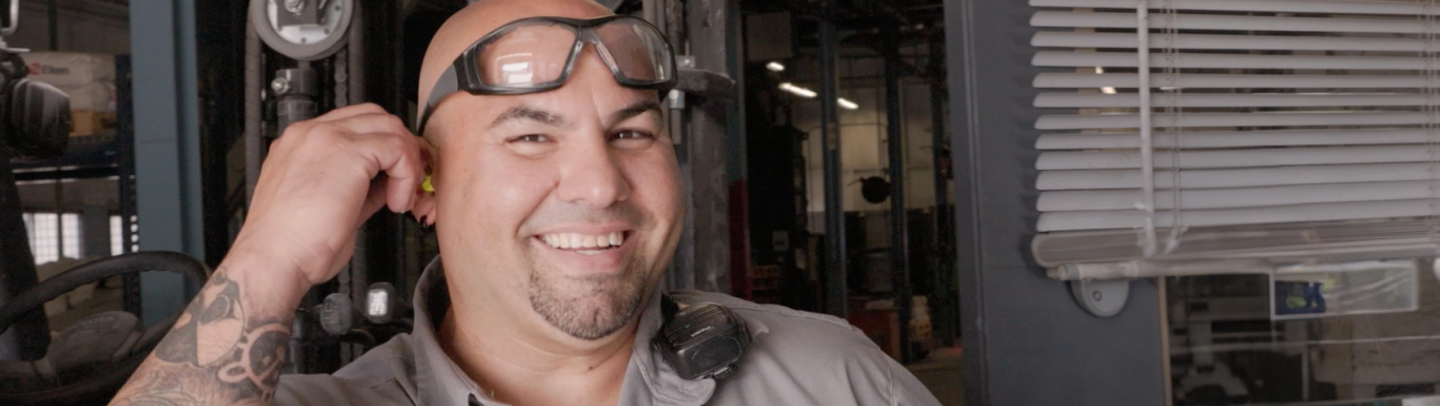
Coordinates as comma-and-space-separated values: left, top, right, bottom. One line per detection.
422, 175, 435, 193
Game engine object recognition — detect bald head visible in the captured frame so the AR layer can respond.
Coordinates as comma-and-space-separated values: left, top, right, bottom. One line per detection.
418, 0, 614, 107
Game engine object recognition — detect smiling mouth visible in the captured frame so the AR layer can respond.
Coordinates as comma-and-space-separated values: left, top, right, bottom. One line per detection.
537, 231, 628, 256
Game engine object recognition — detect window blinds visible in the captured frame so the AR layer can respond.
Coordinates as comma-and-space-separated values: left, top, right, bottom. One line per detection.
1028, 0, 1440, 278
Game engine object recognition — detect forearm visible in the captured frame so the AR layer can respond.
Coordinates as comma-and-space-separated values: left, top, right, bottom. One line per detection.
109, 254, 309, 406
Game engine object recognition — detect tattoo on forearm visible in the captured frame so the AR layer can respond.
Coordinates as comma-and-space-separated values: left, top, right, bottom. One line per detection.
111, 268, 291, 406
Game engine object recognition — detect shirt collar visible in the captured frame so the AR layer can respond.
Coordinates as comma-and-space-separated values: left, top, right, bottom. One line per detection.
407, 257, 717, 406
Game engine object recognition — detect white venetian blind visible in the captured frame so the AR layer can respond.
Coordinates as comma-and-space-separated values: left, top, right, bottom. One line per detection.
1028, 0, 1440, 278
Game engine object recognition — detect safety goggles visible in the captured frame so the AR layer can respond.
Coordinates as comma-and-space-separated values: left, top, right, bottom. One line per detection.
419, 15, 677, 132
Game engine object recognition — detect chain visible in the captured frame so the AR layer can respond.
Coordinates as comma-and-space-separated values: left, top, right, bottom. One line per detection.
334, 46, 349, 108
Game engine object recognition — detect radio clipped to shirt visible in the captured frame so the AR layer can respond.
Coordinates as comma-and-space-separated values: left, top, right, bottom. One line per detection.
652, 294, 752, 381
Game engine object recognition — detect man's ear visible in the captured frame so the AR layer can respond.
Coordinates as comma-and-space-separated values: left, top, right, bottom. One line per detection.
412, 136, 440, 226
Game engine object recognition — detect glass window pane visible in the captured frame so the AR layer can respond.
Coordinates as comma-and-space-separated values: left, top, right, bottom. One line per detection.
31, 213, 58, 264
62, 213, 81, 259
1167, 260, 1440, 405
110, 215, 122, 256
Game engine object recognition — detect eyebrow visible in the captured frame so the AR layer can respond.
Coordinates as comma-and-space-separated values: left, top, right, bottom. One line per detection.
489, 105, 571, 129
608, 100, 663, 127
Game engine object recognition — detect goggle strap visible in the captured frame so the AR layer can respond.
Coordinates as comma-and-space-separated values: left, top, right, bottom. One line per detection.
420, 66, 461, 130
428, 67, 459, 112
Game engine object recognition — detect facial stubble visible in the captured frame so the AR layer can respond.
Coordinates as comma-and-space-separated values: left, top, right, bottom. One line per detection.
527, 248, 651, 340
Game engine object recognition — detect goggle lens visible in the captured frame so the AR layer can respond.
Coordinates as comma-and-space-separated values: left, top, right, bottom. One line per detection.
474, 18, 673, 89
476, 24, 575, 87
596, 20, 671, 83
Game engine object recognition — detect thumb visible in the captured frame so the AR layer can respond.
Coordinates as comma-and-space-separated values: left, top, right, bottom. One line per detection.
358, 176, 388, 225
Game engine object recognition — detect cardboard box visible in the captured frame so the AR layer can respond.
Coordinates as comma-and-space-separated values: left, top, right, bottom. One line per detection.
71, 110, 117, 136
62, 81, 116, 113
22, 52, 115, 88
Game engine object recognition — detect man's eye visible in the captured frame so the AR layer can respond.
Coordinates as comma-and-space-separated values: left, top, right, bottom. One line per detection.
504, 133, 557, 157
611, 130, 655, 142
509, 134, 551, 143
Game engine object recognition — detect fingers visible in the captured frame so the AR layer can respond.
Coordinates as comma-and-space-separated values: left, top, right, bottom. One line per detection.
235, 104, 428, 285
324, 112, 413, 139
274, 112, 424, 213
315, 103, 388, 123
360, 176, 388, 224
339, 132, 424, 213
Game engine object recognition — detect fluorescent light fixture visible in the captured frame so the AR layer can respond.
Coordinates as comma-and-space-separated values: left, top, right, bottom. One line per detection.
778, 82, 817, 98
1101, 87, 1117, 94
837, 98, 859, 110
766, 61, 785, 72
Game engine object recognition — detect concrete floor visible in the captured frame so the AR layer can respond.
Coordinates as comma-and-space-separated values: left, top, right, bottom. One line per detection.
907, 346, 964, 406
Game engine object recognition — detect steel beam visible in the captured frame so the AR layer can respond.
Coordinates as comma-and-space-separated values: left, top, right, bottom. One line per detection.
819, 0, 846, 318
682, 0, 735, 293
130, 0, 204, 327
928, 39, 955, 346
885, 29, 913, 364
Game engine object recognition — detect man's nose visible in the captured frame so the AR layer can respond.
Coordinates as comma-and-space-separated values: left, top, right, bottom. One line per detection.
556, 138, 632, 208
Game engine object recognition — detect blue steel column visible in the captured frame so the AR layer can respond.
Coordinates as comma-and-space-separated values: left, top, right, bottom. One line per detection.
130, 0, 204, 327
819, 0, 846, 318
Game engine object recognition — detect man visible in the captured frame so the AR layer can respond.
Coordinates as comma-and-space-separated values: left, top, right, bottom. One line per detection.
110, 0, 941, 405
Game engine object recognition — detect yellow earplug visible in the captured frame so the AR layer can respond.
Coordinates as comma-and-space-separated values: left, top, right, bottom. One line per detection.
422, 175, 435, 193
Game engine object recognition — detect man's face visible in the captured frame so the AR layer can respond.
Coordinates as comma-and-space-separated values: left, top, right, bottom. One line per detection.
426, 42, 683, 341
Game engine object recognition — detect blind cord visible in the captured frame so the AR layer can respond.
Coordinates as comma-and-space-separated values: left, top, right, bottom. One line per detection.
1137, 0, 1159, 257
1161, 0, 1186, 255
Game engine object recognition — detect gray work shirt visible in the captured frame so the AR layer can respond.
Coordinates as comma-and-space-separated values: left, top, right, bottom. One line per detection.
275, 261, 940, 406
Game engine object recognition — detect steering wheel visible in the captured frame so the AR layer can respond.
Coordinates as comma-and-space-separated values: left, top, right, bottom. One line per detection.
0, 251, 207, 405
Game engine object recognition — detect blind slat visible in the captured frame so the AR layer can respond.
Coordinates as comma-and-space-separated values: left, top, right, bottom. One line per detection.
1032, 11, 1423, 34
1035, 73, 1440, 89
1038, 180, 1439, 211
1038, 163, 1440, 190
1037, 145, 1439, 170
1037, 111, 1428, 130
1032, 219, 1440, 268
1035, 51, 1434, 70
1037, 128, 1440, 149
1036, 93, 1440, 108
1029, 0, 1440, 259
1033, 31, 1430, 52
1031, 0, 1436, 17
1037, 198, 1440, 232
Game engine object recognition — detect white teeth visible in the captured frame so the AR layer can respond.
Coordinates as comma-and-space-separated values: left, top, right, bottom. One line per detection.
540, 232, 625, 250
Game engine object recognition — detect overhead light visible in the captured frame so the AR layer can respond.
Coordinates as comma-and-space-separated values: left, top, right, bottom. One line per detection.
1095, 66, 1104, 74
837, 98, 859, 110
778, 82, 817, 98
766, 61, 785, 72
1101, 87, 1117, 94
